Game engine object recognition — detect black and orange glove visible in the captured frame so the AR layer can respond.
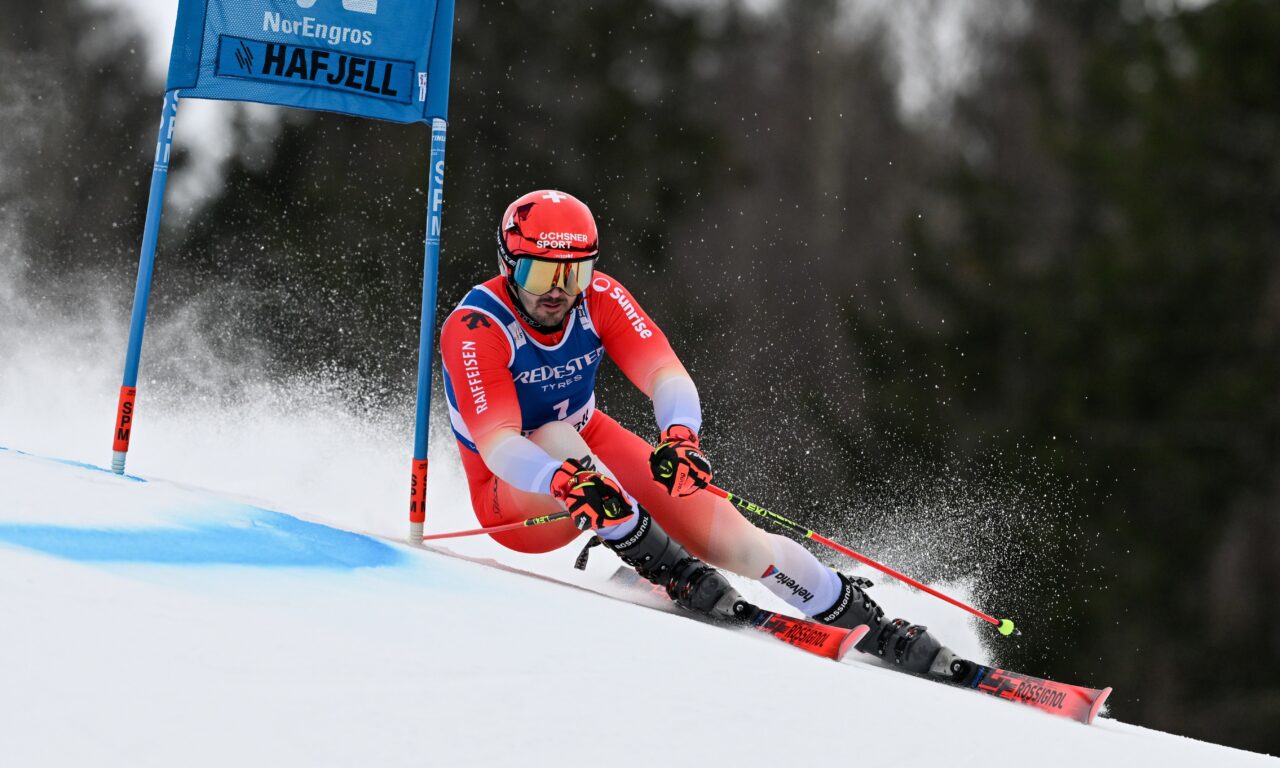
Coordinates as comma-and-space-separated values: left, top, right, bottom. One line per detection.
649, 425, 712, 497
549, 457, 634, 531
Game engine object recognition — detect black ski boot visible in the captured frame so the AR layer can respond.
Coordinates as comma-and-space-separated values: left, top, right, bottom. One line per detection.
601, 505, 740, 619
813, 572, 947, 674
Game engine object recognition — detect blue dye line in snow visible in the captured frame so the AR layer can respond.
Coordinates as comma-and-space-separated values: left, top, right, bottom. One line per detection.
0, 446, 145, 483
0, 445, 404, 569
0, 510, 404, 569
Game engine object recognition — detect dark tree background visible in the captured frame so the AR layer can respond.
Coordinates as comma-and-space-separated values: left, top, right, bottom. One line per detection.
3, 0, 1277, 753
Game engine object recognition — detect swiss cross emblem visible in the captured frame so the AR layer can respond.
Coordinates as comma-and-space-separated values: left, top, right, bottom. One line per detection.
542, 191, 566, 203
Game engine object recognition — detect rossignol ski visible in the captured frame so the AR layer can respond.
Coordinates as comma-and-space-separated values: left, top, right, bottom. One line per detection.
607, 562, 865, 660
732, 599, 870, 660
611, 560, 1111, 723
737, 603, 867, 661
933, 652, 1112, 725
417, 543, 865, 662
606, 560, 870, 660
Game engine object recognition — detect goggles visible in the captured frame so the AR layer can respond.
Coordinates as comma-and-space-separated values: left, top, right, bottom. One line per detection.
510, 256, 596, 296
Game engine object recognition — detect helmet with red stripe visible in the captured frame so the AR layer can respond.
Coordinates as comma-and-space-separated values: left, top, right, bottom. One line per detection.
497, 190, 599, 296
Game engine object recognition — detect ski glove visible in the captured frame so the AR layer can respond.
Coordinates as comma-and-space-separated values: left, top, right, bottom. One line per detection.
649, 425, 713, 497
549, 456, 634, 531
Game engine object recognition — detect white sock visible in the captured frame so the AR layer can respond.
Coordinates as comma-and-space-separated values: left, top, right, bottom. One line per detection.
757, 535, 843, 615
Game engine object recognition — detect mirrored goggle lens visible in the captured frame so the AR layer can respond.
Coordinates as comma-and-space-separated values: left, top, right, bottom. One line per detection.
512, 258, 595, 296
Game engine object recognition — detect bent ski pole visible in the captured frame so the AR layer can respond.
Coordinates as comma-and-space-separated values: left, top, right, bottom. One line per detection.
421, 511, 572, 542
706, 484, 1020, 637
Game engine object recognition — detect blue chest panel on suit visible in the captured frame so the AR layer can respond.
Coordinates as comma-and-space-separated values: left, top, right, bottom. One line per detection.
443, 285, 603, 450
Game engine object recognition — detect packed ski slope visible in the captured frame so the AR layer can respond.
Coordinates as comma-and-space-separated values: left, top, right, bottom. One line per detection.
1, 266, 1275, 766
1, 444, 1274, 767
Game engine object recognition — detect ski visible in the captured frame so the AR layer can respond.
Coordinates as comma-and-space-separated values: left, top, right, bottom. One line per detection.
606, 559, 1111, 722
736, 602, 868, 661
411, 542, 867, 663
604, 564, 866, 661
934, 653, 1112, 725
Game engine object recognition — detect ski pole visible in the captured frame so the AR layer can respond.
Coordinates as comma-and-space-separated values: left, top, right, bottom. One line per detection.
706, 484, 1020, 637
421, 511, 572, 542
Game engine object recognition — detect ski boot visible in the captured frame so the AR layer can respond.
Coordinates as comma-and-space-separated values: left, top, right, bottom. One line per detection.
601, 505, 741, 620
814, 572, 948, 674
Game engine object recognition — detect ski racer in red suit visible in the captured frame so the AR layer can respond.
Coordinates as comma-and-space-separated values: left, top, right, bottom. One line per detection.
440, 190, 951, 674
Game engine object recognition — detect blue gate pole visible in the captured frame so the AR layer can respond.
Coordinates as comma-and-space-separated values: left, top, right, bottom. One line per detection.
112, 89, 180, 475
409, 118, 448, 542
408, 0, 456, 542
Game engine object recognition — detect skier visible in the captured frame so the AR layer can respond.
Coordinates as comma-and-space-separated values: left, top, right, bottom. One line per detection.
440, 189, 951, 675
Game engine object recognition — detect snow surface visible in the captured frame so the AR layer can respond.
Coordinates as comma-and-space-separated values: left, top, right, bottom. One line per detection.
1, 447, 1275, 767
0, 263, 1274, 765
